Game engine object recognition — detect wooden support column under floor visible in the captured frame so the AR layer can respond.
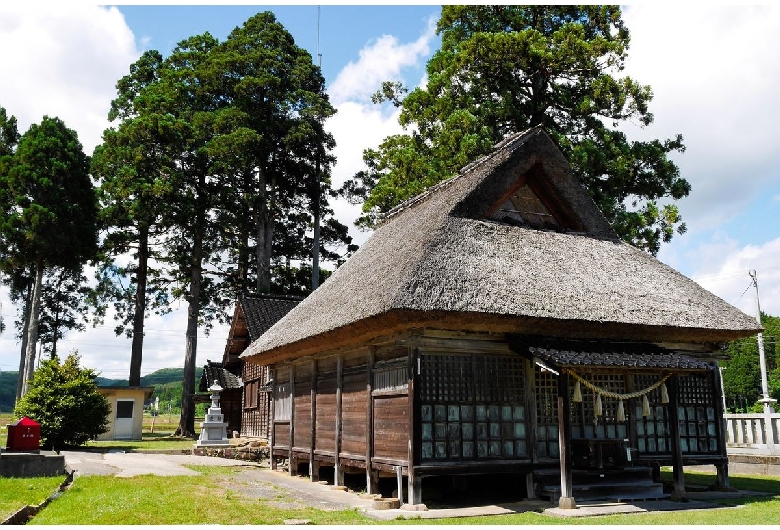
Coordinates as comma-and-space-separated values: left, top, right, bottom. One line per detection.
557, 370, 575, 509
667, 374, 687, 501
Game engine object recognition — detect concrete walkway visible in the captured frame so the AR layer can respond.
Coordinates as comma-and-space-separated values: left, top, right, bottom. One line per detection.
61, 450, 772, 521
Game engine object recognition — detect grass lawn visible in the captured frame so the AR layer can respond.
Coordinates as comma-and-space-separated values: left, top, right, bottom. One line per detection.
23, 466, 780, 525
0, 475, 65, 522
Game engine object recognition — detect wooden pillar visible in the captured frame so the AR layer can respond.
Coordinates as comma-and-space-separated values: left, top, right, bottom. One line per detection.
289, 363, 296, 476
557, 370, 576, 509
712, 366, 730, 490
408, 346, 422, 505
270, 366, 277, 471
334, 355, 344, 486
366, 347, 376, 494
310, 359, 317, 482
667, 374, 687, 501
524, 358, 537, 499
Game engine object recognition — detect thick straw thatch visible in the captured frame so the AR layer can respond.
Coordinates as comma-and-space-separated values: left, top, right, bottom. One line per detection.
242, 127, 759, 364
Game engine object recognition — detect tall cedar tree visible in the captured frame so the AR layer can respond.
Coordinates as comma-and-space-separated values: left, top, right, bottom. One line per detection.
342, 6, 689, 255
0, 106, 20, 336
0, 116, 97, 399
91, 50, 174, 386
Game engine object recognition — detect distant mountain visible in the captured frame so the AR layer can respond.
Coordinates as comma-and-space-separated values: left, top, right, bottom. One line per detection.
95, 367, 203, 387
2, 367, 203, 412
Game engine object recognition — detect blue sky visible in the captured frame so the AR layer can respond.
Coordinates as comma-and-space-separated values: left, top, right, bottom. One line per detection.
0, 5, 779, 381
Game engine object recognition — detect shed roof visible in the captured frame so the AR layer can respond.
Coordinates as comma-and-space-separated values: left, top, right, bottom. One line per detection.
242, 127, 759, 364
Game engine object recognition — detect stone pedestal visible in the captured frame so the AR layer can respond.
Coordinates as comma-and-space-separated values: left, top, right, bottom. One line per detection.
196, 381, 229, 447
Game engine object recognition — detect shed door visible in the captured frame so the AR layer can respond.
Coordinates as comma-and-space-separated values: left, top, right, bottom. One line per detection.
115, 399, 135, 439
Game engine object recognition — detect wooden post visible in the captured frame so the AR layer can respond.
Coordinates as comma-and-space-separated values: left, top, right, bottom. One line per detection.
335, 355, 344, 487
557, 370, 576, 509
396, 465, 404, 505
408, 346, 422, 505
712, 366, 730, 490
270, 366, 277, 471
289, 363, 296, 476
524, 358, 537, 499
366, 347, 375, 494
667, 374, 687, 501
310, 359, 317, 482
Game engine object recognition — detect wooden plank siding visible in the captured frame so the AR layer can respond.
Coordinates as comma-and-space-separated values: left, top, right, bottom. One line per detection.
293, 365, 313, 451
315, 372, 337, 453
373, 394, 410, 462
341, 369, 368, 457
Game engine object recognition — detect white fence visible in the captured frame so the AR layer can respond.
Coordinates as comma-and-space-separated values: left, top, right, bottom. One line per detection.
724, 412, 780, 454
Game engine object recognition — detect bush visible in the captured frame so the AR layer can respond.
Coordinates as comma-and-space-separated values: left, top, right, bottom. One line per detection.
14, 352, 111, 451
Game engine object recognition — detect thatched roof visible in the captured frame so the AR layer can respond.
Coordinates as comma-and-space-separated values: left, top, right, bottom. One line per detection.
223, 293, 303, 367
242, 127, 759, 364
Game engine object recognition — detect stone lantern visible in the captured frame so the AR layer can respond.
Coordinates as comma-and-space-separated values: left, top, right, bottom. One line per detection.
196, 380, 229, 447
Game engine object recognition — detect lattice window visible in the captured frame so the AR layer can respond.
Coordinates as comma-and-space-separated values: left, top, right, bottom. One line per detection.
374, 366, 408, 392
244, 379, 258, 409
534, 364, 559, 460
677, 373, 719, 454
632, 374, 671, 455
420, 353, 527, 462
572, 372, 628, 440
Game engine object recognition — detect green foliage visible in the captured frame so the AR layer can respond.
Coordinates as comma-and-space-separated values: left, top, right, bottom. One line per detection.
13, 353, 111, 451
0, 371, 17, 412
1, 116, 97, 271
344, 5, 688, 255
722, 313, 780, 412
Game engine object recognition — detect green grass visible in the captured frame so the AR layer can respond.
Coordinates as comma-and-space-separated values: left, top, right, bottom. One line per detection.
29, 466, 371, 525
24, 466, 780, 525
0, 475, 65, 522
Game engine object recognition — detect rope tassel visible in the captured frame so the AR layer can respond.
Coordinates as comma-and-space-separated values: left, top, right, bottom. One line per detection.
595, 394, 603, 417
642, 395, 651, 418
661, 382, 669, 404
617, 400, 626, 422
573, 380, 582, 403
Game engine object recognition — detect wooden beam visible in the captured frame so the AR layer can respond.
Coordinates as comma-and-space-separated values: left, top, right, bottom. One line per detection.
289, 364, 296, 476
667, 374, 687, 501
270, 366, 276, 471
524, 358, 537, 499
557, 371, 576, 509
335, 354, 343, 487
408, 346, 421, 505
366, 347, 376, 495
712, 367, 730, 490
310, 358, 317, 482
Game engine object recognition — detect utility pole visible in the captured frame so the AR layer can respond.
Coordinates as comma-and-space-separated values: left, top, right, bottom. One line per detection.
749, 270, 775, 412
311, 5, 322, 291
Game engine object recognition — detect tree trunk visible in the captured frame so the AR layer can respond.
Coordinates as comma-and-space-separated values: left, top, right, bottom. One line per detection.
129, 225, 149, 387
21, 259, 44, 398
15, 282, 32, 405
311, 156, 321, 291
178, 228, 202, 438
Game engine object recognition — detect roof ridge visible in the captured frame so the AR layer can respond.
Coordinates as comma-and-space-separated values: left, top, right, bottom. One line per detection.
241, 292, 306, 302
377, 127, 542, 227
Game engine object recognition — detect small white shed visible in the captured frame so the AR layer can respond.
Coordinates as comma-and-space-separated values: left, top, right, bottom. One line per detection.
97, 386, 154, 441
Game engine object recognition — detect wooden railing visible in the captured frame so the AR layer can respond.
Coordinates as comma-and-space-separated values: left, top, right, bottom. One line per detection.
724, 412, 780, 454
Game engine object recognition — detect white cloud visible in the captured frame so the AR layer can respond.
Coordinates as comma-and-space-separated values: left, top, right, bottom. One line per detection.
621, 5, 780, 234
0, 4, 139, 154
328, 15, 436, 105
685, 235, 780, 317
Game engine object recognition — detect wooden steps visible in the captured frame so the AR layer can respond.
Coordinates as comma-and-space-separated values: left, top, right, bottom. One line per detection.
535, 466, 667, 504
